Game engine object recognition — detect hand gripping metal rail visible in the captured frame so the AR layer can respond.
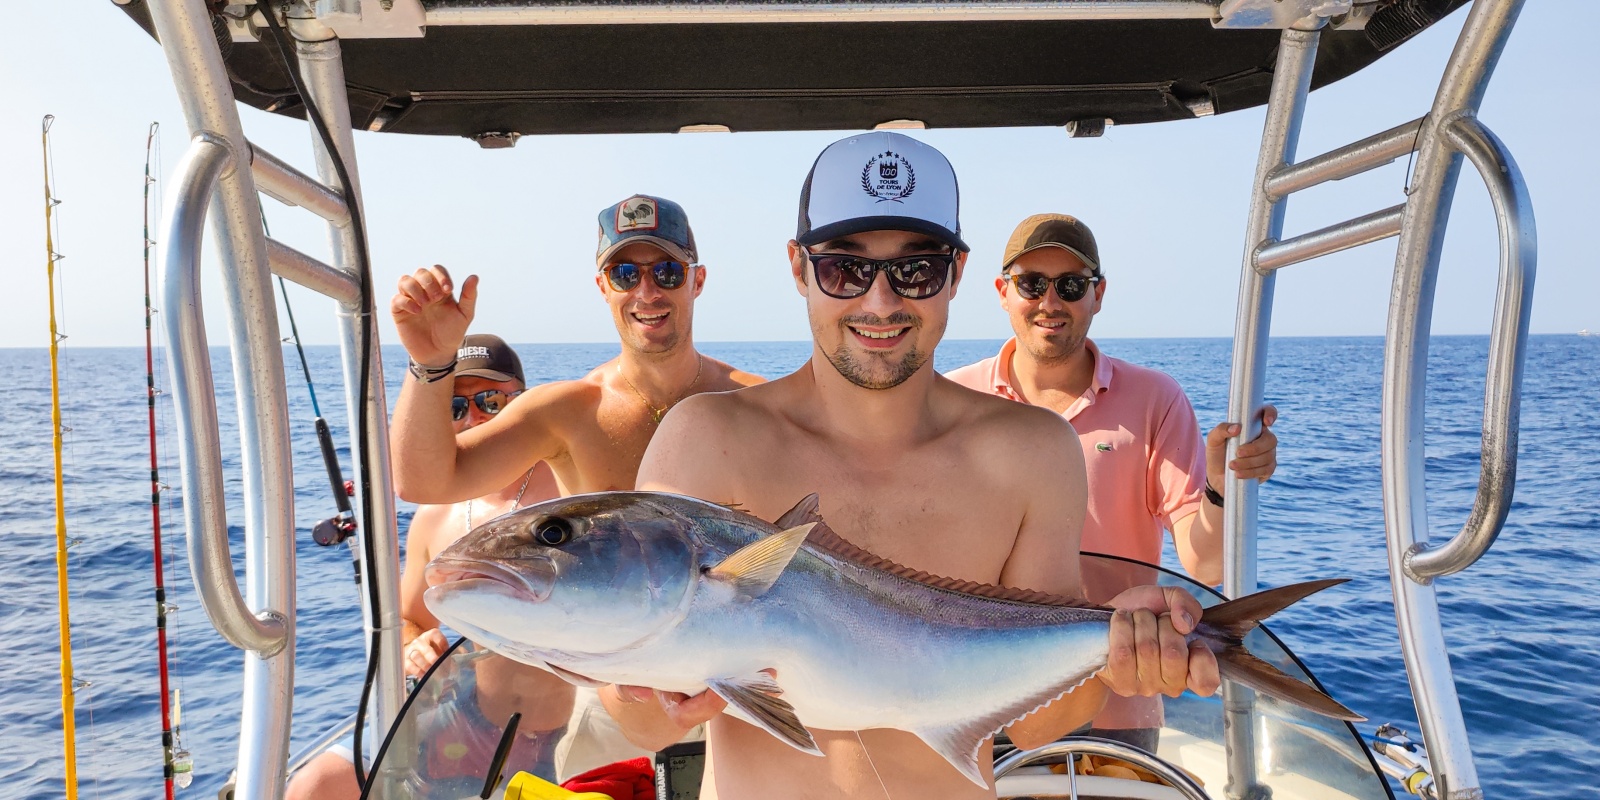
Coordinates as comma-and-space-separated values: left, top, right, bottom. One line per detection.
1222, 1, 1533, 799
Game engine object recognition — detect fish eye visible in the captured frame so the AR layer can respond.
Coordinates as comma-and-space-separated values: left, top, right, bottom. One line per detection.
533, 518, 572, 547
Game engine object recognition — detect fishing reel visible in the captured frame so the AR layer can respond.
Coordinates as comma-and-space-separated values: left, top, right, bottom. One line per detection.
312, 479, 359, 546
311, 512, 357, 546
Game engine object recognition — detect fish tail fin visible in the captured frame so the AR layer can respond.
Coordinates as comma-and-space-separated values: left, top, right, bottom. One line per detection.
1201, 579, 1365, 722
1215, 645, 1365, 721
1202, 578, 1347, 639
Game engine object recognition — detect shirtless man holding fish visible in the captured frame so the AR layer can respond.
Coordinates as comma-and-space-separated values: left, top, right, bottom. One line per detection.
609, 133, 1220, 799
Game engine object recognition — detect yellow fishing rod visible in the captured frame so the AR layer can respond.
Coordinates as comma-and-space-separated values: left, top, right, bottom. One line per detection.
43, 113, 80, 800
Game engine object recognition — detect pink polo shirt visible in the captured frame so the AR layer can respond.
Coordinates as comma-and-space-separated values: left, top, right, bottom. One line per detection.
946, 338, 1207, 567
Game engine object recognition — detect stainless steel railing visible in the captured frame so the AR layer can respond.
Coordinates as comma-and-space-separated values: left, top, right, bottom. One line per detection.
1380, 3, 1533, 796
1400, 112, 1535, 583
160, 132, 289, 657
1222, 2, 1533, 798
148, 1, 406, 797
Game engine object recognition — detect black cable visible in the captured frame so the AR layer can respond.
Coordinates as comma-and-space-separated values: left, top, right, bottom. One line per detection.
257, 5, 383, 791
356, 636, 470, 800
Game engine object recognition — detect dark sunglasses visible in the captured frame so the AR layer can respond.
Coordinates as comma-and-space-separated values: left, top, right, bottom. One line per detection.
806, 252, 955, 300
1005, 271, 1102, 302
602, 261, 693, 292
451, 389, 523, 422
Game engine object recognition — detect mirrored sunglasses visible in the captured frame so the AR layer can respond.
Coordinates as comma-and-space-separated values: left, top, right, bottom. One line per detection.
806, 252, 954, 300
1006, 271, 1102, 302
451, 389, 523, 422
602, 261, 693, 292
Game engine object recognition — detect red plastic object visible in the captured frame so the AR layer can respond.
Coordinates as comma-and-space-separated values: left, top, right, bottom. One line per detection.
561, 757, 655, 800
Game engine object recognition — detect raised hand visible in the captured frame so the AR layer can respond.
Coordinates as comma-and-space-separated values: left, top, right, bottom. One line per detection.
391, 265, 479, 367
1099, 584, 1220, 699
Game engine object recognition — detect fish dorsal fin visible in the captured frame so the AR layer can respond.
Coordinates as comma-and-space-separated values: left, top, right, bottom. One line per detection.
706, 674, 821, 757
804, 520, 1104, 610
773, 493, 823, 529
707, 523, 815, 597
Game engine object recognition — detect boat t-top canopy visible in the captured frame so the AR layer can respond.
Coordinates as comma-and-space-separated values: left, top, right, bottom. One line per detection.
116, 0, 1467, 140
120, 1, 1532, 799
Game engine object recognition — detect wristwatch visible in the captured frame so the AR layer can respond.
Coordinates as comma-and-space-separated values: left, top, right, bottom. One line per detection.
407, 357, 457, 384
1204, 481, 1225, 508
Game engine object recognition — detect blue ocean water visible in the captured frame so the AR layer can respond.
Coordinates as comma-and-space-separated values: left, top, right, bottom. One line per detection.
1, 336, 1596, 799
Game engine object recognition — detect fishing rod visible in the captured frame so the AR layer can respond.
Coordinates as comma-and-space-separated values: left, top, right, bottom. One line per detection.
144, 122, 194, 797
43, 113, 80, 800
264, 215, 360, 581
143, 121, 177, 800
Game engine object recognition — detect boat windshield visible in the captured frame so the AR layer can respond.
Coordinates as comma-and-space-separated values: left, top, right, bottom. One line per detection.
1055, 553, 1394, 800
371, 554, 1390, 800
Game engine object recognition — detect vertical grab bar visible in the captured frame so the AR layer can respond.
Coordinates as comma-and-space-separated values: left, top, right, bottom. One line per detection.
1382, 1, 1528, 798
289, 15, 412, 785
1222, 21, 1322, 800
1403, 113, 1536, 581
160, 133, 287, 655
145, 1, 300, 796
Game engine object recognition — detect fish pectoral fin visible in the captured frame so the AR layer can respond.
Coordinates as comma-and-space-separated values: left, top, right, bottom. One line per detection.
706, 523, 815, 597
706, 675, 821, 756
915, 722, 993, 788
773, 493, 823, 528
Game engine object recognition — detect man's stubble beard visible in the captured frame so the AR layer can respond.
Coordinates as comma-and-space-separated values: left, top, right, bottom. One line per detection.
813, 307, 935, 391
1017, 313, 1088, 366
618, 308, 687, 358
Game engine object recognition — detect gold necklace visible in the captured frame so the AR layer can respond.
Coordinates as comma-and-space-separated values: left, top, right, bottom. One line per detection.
617, 356, 703, 424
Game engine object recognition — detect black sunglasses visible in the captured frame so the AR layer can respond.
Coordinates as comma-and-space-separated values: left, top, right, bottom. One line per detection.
452, 389, 523, 422
1005, 271, 1102, 302
602, 261, 693, 292
806, 252, 955, 300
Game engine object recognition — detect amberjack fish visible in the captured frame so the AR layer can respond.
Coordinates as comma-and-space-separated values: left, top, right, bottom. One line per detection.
425, 491, 1359, 787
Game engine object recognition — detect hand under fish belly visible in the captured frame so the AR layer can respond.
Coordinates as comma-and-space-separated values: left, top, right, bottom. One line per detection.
424, 491, 1359, 788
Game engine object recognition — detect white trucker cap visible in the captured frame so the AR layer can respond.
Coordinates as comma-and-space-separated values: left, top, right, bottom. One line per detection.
796, 131, 968, 252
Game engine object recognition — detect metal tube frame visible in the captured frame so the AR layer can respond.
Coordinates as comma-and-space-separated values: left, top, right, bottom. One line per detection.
160, 133, 287, 655
251, 141, 352, 228
1254, 203, 1405, 271
1382, 2, 1529, 797
422, 0, 1222, 26
1265, 117, 1424, 199
1403, 112, 1534, 581
267, 237, 362, 306
288, 14, 412, 791
1221, 20, 1321, 800
146, 1, 298, 797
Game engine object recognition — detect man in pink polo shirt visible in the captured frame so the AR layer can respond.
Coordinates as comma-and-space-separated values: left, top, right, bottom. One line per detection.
947, 213, 1279, 752
947, 213, 1278, 584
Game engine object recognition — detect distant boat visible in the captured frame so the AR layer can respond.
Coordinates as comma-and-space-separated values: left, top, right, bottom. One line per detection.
1581, 329, 1594, 337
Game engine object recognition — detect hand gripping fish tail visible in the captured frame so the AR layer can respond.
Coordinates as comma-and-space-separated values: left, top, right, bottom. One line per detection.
422, 491, 1360, 790
1191, 578, 1362, 722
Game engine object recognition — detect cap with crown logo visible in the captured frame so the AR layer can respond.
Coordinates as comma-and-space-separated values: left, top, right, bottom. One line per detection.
596, 194, 699, 266
796, 132, 968, 251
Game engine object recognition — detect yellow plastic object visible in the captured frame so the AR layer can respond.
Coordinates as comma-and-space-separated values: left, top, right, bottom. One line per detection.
502, 771, 618, 800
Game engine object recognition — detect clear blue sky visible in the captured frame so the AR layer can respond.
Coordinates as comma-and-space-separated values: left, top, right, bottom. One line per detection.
2, 1, 1594, 350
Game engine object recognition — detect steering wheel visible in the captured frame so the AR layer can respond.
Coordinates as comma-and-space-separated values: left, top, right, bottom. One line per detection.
992, 736, 1211, 800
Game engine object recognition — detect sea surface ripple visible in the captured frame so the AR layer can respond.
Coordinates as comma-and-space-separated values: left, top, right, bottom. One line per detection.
1, 336, 1595, 799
